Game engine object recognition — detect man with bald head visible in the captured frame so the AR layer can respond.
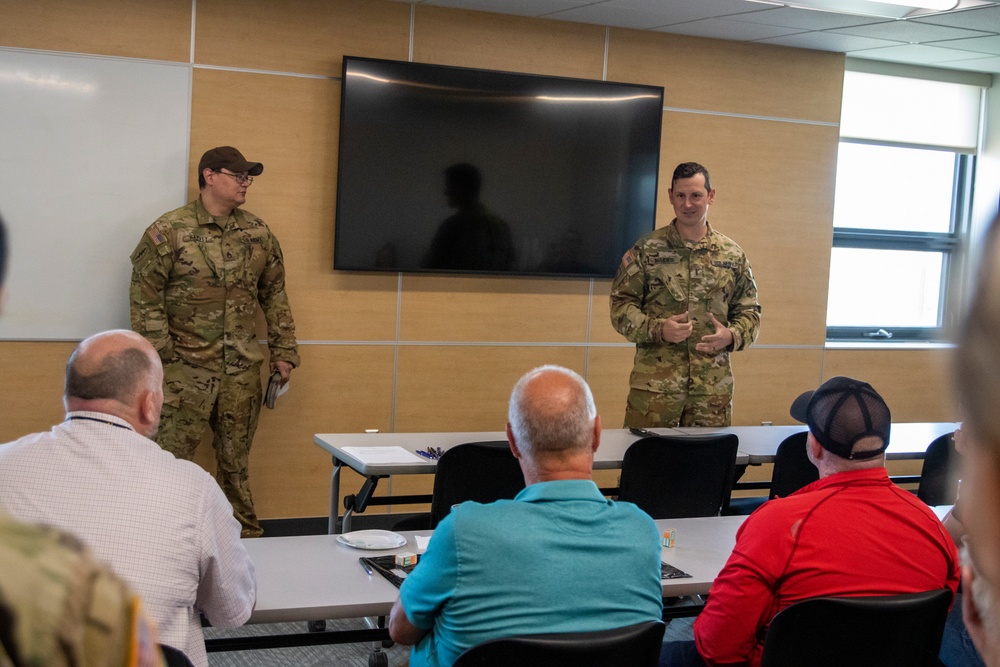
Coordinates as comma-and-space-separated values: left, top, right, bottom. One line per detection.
0, 329, 256, 667
389, 365, 663, 667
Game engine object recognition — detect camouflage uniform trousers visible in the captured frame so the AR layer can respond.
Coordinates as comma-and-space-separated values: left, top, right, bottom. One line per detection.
0, 516, 161, 667
156, 358, 264, 538
623, 387, 732, 428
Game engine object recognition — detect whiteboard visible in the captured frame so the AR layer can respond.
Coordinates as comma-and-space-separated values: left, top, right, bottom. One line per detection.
0, 49, 190, 339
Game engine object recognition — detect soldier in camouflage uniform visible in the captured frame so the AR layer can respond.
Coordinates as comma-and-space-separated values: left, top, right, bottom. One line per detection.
610, 162, 760, 428
0, 514, 164, 667
129, 146, 300, 537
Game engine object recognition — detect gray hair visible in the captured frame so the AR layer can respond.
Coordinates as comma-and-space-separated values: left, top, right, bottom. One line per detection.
507, 365, 597, 457
65, 342, 153, 404
955, 215, 1000, 463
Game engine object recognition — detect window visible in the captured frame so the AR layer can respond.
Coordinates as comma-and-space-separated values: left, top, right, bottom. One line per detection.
826, 70, 982, 342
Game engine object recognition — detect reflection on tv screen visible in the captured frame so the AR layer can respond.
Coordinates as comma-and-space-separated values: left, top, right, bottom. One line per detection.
335, 56, 664, 279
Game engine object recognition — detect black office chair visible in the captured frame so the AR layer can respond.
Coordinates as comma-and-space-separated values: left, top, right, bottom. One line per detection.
618, 435, 738, 519
759, 589, 953, 667
160, 644, 195, 667
427, 440, 526, 528
768, 430, 818, 499
393, 441, 524, 531
452, 620, 665, 667
726, 430, 816, 515
917, 432, 958, 506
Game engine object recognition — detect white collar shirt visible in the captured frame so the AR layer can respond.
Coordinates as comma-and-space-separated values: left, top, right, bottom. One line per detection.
0, 411, 256, 667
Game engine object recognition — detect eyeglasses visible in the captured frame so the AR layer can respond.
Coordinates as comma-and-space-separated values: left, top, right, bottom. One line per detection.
214, 170, 253, 185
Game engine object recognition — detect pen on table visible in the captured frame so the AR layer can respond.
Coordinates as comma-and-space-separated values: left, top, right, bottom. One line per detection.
359, 557, 373, 575
415, 450, 434, 460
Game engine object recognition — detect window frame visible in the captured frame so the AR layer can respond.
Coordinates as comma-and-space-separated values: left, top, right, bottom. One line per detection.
825, 140, 974, 343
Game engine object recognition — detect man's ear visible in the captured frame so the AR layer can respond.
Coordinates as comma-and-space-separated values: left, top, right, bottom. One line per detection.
807, 433, 824, 460
138, 389, 157, 427
591, 414, 602, 453
506, 423, 521, 459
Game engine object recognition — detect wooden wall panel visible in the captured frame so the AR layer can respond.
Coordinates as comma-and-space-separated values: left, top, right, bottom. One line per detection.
0, 0, 191, 61
659, 113, 838, 347
589, 280, 621, 344
413, 6, 607, 78
608, 28, 845, 122
0, 342, 76, 442
400, 275, 591, 342
395, 346, 586, 432
823, 348, 958, 422
730, 347, 825, 425
195, 0, 411, 76
190, 69, 400, 342
586, 345, 640, 428
252, 344, 395, 518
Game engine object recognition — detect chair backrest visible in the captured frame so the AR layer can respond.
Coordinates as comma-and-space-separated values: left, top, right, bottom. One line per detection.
768, 431, 818, 499
452, 620, 665, 667
160, 644, 195, 667
618, 435, 738, 519
429, 441, 526, 528
760, 589, 953, 667
917, 432, 958, 506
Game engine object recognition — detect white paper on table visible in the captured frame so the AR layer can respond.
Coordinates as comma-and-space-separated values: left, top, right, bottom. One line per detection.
341, 446, 427, 465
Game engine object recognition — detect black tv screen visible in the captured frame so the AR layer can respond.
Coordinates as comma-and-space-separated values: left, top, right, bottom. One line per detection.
334, 56, 663, 278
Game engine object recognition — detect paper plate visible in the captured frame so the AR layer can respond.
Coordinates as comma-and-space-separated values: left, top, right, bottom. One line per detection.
336, 529, 407, 550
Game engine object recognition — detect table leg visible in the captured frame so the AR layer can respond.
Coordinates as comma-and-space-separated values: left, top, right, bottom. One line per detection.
329, 458, 342, 534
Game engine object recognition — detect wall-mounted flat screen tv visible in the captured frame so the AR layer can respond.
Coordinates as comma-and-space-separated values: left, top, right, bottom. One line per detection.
334, 56, 664, 278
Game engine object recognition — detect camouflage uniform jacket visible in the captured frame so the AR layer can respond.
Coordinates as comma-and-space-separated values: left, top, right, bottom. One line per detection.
0, 513, 162, 667
609, 220, 760, 397
129, 196, 300, 374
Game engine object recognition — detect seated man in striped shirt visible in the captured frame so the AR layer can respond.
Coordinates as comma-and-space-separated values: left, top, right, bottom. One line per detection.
0, 329, 256, 667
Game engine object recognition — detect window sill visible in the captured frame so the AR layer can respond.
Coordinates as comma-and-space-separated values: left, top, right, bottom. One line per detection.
825, 341, 955, 350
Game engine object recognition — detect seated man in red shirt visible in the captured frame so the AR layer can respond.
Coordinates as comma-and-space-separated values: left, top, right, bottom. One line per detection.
660, 376, 960, 667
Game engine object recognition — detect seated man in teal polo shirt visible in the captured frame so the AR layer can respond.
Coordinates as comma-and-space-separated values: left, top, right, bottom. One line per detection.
389, 365, 664, 667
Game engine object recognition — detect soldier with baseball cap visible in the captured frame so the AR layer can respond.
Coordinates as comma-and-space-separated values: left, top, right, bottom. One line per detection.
660, 376, 959, 667
129, 146, 299, 537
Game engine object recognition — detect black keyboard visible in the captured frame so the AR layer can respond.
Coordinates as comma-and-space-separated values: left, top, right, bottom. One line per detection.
661, 562, 692, 580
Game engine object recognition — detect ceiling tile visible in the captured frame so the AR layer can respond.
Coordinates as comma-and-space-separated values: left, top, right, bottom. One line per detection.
421, 0, 595, 17
930, 34, 1000, 54
847, 42, 997, 64
651, 17, 804, 40
831, 19, 993, 42
544, 3, 693, 29
756, 31, 905, 51
555, 0, 779, 26
909, 5, 1000, 31
725, 6, 888, 30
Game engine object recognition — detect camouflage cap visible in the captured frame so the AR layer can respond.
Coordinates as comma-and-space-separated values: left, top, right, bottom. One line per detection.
789, 376, 891, 460
198, 146, 263, 176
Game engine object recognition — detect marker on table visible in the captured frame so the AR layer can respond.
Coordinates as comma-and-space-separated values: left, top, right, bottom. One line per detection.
359, 558, 373, 575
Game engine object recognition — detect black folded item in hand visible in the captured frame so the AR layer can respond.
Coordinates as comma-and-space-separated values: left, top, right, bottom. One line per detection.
264, 370, 283, 409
